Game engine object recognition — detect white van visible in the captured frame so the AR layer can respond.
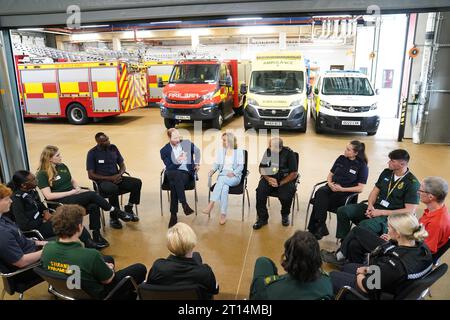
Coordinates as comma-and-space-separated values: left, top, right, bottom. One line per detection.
311, 71, 380, 135
242, 51, 308, 132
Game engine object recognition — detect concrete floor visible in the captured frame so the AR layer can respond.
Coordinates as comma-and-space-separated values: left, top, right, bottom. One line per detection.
3, 107, 450, 300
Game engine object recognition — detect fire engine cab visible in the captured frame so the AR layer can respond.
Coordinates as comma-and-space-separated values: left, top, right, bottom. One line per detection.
159, 59, 243, 129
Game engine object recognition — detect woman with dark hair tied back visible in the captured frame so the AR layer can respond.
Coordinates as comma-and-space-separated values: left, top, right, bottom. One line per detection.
8, 170, 101, 249
307, 141, 369, 240
250, 231, 333, 300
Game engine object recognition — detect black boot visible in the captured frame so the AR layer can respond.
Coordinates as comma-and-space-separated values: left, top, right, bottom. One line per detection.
281, 215, 290, 226
182, 202, 194, 216
168, 214, 178, 228
313, 224, 330, 240
93, 230, 110, 249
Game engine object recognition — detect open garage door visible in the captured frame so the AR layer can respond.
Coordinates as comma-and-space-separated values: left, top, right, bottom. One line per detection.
1, 0, 450, 27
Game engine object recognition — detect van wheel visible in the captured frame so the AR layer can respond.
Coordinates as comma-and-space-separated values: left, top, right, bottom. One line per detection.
315, 116, 323, 134
164, 118, 177, 129
367, 131, 377, 136
244, 114, 252, 130
298, 114, 307, 133
67, 103, 89, 125
211, 111, 223, 130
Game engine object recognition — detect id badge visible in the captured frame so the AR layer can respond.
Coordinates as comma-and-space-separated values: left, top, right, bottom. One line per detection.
54, 175, 61, 181
380, 200, 390, 208
98, 160, 105, 164
349, 169, 356, 175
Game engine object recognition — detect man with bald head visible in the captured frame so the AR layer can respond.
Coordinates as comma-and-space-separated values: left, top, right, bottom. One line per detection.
253, 137, 298, 230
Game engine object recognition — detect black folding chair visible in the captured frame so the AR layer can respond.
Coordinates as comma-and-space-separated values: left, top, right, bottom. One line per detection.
160, 169, 198, 216
266, 152, 300, 226
207, 150, 250, 221
336, 263, 448, 300
138, 282, 209, 300
34, 266, 139, 300
432, 237, 450, 265
304, 180, 359, 230
91, 171, 139, 230
0, 230, 45, 300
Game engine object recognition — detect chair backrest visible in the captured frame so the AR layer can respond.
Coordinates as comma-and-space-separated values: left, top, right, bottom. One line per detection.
293, 152, 299, 174
394, 263, 448, 300
34, 267, 94, 300
240, 150, 248, 185
138, 282, 207, 300
432, 238, 450, 264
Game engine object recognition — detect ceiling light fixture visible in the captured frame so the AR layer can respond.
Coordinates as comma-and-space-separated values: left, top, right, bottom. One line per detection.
80, 25, 110, 28
150, 21, 182, 24
227, 17, 263, 21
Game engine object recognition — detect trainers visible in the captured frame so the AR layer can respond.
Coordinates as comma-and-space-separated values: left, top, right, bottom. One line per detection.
320, 249, 346, 268
281, 215, 290, 227
125, 205, 140, 222
109, 217, 123, 229
112, 208, 132, 222
252, 220, 268, 230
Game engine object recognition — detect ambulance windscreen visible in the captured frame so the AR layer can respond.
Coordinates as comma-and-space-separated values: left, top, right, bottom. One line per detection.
249, 71, 304, 95
322, 77, 374, 96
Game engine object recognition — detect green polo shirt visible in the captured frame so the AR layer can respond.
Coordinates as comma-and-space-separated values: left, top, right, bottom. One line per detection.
36, 163, 73, 192
41, 241, 113, 299
251, 272, 333, 300
374, 168, 420, 210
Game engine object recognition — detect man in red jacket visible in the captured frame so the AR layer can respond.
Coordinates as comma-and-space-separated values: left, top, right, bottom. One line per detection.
322, 176, 449, 266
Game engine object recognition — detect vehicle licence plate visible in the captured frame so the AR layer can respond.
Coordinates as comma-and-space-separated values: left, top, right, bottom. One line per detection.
175, 115, 191, 120
342, 120, 361, 126
264, 121, 282, 126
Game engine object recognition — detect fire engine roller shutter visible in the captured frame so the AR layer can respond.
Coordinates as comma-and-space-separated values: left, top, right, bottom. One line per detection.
20, 69, 60, 115
90, 67, 119, 112
58, 68, 89, 97
132, 72, 147, 108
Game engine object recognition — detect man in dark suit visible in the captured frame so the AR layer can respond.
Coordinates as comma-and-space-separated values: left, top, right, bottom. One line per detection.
160, 128, 201, 227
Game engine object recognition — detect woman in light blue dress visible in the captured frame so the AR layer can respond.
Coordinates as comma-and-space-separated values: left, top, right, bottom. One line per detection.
203, 132, 244, 225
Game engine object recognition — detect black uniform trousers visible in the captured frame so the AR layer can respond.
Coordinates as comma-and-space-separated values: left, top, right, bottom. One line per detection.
166, 170, 192, 215
256, 178, 296, 222
36, 221, 91, 243
330, 263, 366, 296
102, 255, 147, 300
36, 221, 56, 239
307, 185, 353, 233
340, 226, 386, 264
58, 191, 111, 231
98, 176, 142, 209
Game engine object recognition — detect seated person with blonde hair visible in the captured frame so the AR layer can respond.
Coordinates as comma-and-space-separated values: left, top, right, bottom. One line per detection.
330, 212, 433, 299
146, 222, 219, 299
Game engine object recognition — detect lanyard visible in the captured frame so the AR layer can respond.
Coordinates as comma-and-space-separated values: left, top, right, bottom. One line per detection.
387, 171, 408, 199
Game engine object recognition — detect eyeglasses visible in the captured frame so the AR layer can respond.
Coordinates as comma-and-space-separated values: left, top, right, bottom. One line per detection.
417, 189, 430, 194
